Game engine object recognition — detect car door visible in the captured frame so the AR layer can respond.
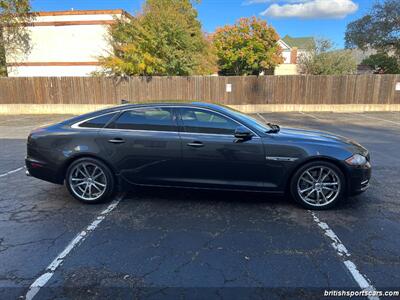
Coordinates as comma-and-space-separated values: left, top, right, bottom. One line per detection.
97, 106, 182, 186
176, 107, 268, 190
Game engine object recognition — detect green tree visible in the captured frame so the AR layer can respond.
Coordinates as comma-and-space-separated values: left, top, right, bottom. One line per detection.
345, 0, 400, 58
99, 0, 217, 76
298, 39, 357, 75
0, 0, 32, 76
361, 52, 400, 74
212, 17, 282, 76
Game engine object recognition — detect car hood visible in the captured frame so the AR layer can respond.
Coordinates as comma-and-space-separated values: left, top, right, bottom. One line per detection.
277, 127, 368, 155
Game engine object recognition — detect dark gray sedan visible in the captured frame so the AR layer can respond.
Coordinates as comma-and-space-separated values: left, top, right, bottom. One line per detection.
26, 102, 371, 209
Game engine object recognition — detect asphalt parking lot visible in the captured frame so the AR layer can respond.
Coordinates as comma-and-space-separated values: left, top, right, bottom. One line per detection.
0, 111, 399, 299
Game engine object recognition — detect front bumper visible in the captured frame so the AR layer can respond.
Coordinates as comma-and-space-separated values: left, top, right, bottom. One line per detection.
347, 162, 371, 196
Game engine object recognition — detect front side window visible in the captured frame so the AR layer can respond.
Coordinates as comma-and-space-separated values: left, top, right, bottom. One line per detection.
108, 107, 176, 132
179, 108, 239, 135
79, 113, 117, 128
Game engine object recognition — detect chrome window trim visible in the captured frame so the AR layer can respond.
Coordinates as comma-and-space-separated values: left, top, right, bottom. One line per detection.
93, 127, 246, 138
180, 131, 259, 139
173, 106, 260, 138
70, 105, 260, 138
71, 111, 121, 129
96, 128, 181, 135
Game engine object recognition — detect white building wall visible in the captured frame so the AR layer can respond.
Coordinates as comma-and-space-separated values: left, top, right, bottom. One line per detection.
281, 50, 291, 64
5, 11, 122, 77
274, 64, 298, 75
7, 66, 101, 77
277, 40, 291, 64
12, 25, 110, 63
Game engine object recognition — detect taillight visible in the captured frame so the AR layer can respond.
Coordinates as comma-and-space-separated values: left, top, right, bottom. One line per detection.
30, 162, 43, 168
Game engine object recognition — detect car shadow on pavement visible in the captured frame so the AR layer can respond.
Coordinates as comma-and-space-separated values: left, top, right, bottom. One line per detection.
126, 186, 288, 205
122, 185, 369, 212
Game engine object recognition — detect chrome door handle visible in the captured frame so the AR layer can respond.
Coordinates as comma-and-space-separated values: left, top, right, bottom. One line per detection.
187, 141, 204, 148
108, 138, 125, 144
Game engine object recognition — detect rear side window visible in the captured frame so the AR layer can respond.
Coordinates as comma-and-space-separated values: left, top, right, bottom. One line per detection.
108, 107, 176, 132
179, 108, 239, 135
79, 113, 117, 128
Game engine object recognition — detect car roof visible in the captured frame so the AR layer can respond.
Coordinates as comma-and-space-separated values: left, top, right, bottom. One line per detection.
58, 102, 230, 126
103, 102, 232, 115
112, 102, 225, 110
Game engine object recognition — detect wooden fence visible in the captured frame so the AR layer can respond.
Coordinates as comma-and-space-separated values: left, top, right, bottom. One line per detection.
0, 75, 399, 106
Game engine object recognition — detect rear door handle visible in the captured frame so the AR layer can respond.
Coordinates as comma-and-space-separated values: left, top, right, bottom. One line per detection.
108, 138, 125, 144
187, 141, 204, 148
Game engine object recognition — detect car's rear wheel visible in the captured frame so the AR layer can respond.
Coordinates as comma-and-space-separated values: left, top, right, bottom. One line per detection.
290, 161, 345, 210
66, 157, 115, 204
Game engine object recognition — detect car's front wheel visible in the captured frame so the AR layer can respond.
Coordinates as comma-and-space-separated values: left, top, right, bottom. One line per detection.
290, 161, 345, 210
65, 157, 115, 204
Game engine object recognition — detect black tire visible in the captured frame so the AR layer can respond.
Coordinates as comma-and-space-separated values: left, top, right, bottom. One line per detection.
65, 157, 115, 204
290, 161, 346, 210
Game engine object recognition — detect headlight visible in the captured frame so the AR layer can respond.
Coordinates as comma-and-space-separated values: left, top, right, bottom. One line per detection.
345, 154, 367, 166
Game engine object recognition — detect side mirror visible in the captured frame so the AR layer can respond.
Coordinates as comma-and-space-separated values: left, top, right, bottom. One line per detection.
234, 126, 253, 141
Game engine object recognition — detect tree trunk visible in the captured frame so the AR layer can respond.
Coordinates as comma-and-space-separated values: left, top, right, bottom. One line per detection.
0, 27, 8, 77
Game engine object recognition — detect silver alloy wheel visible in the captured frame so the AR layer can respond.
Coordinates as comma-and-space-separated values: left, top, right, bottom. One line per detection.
297, 166, 341, 207
69, 162, 107, 201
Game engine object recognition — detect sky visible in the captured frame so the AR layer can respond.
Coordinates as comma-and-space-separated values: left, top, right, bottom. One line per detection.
30, 0, 376, 48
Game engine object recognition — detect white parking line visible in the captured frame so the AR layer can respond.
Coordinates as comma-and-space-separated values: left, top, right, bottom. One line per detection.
311, 212, 378, 300
25, 194, 124, 300
352, 113, 400, 126
298, 111, 322, 121
256, 113, 268, 123
0, 116, 33, 125
0, 166, 25, 178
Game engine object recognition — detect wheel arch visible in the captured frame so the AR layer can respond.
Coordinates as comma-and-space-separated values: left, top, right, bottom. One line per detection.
61, 153, 117, 181
285, 156, 349, 193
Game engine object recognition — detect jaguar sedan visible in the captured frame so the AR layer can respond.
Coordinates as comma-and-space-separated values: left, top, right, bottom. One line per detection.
26, 102, 371, 210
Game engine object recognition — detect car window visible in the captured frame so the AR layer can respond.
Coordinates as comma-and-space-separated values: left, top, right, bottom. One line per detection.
79, 113, 117, 128
108, 107, 176, 132
180, 108, 239, 135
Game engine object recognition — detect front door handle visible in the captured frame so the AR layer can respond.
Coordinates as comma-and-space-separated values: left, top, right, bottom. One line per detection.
108, 138, 125, 144
187, 141, 204, 148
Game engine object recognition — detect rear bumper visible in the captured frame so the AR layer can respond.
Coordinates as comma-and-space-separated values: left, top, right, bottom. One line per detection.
25, 158, 64, 184
347, 163, 371, 196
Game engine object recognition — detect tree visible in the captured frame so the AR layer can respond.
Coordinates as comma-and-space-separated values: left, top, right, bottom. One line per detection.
345, 0, 400, 58
212, 17, 282, 76
0, 42, 6, 75
298, 39, 357, 75
99, 0, 217, 76
0, 0, 32, 76
361, 53, 400, 74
